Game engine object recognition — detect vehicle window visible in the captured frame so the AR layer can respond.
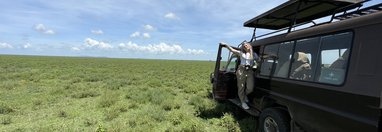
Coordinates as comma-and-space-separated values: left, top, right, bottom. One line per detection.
258, 32, 353, 85
274, 41, 294, 78
220, 48, 231, 71
260, 44, 279, 76
289, 37, 319, 81
317, 32, 352, 85
226, 55, 238, 72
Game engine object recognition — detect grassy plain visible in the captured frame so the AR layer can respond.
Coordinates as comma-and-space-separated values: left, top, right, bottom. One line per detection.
0, 55, 256, 131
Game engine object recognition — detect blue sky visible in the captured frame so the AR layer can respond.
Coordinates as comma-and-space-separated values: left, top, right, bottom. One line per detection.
0, 0, 380, 60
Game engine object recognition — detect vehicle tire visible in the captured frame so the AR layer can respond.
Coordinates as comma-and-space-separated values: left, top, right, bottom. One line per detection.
258, 108, 290, 132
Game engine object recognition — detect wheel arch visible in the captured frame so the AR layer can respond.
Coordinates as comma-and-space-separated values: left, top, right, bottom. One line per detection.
259, 96, 296, 131
260, 96, 291, 118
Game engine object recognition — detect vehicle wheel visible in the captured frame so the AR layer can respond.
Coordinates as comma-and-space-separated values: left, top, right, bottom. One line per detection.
259, 108, 290, 132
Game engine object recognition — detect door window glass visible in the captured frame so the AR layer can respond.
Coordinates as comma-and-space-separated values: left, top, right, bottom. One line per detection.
289, 37, 319, 81
220, 48, 231, 71
317, 32, 352, 85
274, 41, 294, 78
226, 55, 238, 72
260, 44, 279, 76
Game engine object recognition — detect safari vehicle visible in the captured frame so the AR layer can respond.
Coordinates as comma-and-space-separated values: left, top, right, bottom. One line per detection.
210, 0, 382, 131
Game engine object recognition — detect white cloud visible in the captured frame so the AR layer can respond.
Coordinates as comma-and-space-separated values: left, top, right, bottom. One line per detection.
164, 12, 179, 20
118, 42, 207, 55
143, 24, 155, 31
35, 24, 46, 32
0, 42, 13, 49
34, 24, 55, 35
84, 38, 113, 49
91, 29, 104, 35
185, 49, 207, 55
131, 32, 150, 39
143, 33, 151, 39
45, 30, 55, 34
71, 47, 81, 51
187, 49, 206, 55
130, 31, 140, 38
23, 43, 31, 48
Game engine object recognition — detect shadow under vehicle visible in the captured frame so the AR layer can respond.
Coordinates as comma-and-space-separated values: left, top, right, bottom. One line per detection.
210, 0, 382, 131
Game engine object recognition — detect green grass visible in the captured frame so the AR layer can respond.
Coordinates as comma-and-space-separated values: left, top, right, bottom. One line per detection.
0, 55, 256, 131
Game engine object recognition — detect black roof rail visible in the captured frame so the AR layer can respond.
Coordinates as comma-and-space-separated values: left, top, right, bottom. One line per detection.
334, 3, 382, 20
251, 21, 313, 41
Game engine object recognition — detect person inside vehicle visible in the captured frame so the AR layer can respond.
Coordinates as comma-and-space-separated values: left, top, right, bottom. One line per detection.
329, 49, 349, 69
290, 52, 311, 80
220, 42, 259, 109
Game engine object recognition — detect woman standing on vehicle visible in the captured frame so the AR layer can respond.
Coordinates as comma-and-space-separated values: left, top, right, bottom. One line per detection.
220, 42, 258, 109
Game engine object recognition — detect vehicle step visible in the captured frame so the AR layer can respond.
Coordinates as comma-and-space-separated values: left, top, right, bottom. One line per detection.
228, 99, 260, 116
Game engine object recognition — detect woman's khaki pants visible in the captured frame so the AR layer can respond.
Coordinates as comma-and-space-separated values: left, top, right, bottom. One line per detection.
236, 65, 254, 103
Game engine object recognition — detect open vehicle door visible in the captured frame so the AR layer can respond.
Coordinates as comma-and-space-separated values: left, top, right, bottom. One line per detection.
210, 44, 239, 100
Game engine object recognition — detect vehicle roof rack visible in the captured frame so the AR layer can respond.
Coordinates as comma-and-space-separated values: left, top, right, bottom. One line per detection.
244, 0, 364, 30
334, 3, 382, 20
244, 0, 367, 42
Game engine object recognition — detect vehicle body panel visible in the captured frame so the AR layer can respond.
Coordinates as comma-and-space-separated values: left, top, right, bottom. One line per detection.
212, 4, 382, 132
